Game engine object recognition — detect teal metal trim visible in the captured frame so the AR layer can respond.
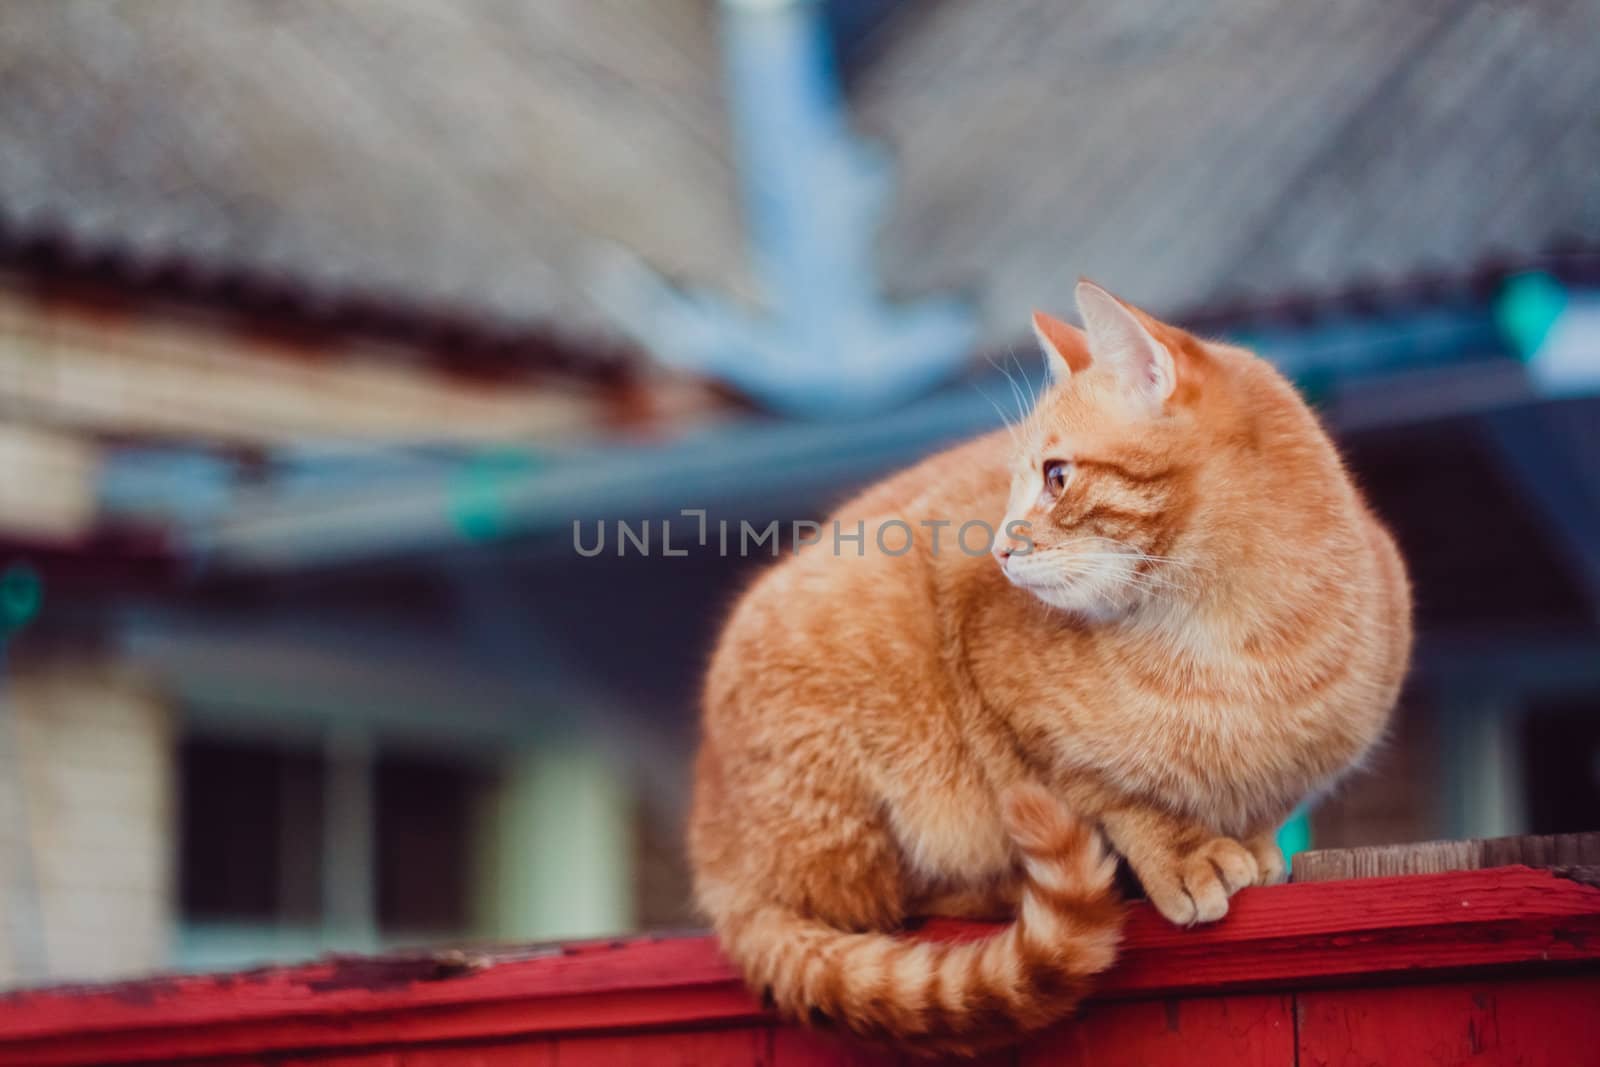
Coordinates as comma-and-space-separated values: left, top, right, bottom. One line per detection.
1276, 807, 1312, 861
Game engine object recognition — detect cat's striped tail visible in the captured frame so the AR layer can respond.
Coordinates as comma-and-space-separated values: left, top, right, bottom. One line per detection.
713, 786, 1125, 1057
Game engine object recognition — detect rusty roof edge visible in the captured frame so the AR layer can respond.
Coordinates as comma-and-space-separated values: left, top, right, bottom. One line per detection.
1175, 244, 1600, 334
6, 212, 1599, 386
0, 214, 638, 387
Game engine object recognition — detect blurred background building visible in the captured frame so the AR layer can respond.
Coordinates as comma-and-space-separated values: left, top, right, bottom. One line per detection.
0, 0, 1596, 986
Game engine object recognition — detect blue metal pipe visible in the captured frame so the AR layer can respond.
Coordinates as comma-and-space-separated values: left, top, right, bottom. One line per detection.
593, 0, 977, 416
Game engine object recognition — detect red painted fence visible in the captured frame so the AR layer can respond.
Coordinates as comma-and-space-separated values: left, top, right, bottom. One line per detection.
0, 867, 1596, 1065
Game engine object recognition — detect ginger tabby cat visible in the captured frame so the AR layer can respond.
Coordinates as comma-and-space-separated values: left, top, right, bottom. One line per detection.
689, 281, 1412, 1055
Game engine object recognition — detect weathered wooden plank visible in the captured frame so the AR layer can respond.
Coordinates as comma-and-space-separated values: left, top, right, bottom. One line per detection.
1296, 975, 1600, 1066
399, 1044, 557, 1066
768, 1027, 905, 1066
1292, 831, 1600, 882
1021, 994, 1294, 1067
552, 1027, 769, 1066
0, 290, 610, 445
769, 1026, 1015, 1065
1481, 831, 1600, 870
1093, 866, 1600, 996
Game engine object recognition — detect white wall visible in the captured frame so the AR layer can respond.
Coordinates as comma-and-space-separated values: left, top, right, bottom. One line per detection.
0, 654, 172, 986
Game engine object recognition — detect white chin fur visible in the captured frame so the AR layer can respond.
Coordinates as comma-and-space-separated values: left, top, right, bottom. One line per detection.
1029, 583, 1132, 622
1004, 555, 1141, 621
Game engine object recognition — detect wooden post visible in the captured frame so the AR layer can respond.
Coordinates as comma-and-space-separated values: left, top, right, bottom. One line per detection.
321, 728, 377, 951
1442, 688, 1528, 839
487, 742, 634, 941
0, 638, 46, 983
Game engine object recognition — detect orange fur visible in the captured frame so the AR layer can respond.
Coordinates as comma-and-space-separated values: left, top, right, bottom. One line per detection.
689, 283, 1412, 1054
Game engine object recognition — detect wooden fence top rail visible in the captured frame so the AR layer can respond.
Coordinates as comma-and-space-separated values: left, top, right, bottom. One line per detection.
0, 865, 1596, 1066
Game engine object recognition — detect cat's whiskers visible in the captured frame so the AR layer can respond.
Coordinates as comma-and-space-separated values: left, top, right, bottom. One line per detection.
1020, 541, 1196, 572
981, 351, 1039, 450
972, 378, 1024, 449
1019, 548, 1194, 600
988, 352, 1034, 426
1096, 536, 1197, 569
1007, 343, 1039, 412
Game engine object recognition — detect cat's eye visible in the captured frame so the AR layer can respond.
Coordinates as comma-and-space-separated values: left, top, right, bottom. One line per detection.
1043, 459, 1072, 496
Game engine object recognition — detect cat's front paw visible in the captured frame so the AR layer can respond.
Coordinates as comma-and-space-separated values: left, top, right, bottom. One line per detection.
1245, 832, 1288, 886
1135, 836, 1259, 926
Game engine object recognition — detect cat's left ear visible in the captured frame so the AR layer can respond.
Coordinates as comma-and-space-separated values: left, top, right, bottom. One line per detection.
1075, 280, 1180, 412
1031, 310, 1092, 382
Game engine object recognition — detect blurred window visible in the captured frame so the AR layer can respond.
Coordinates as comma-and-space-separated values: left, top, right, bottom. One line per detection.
179, 737, 324, 922
179, 734, 488, 936
375, 757, 478, 932
1522, 697, 1600, 835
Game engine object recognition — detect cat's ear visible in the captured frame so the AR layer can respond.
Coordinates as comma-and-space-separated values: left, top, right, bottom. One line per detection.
1074, 279, 1177, 411
1031, 310, 1092, 382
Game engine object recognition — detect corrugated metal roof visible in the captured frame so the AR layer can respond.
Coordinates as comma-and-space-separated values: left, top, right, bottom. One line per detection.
0, 0, 1594, 360
857, 0, 1600, 330
0, 0, 745, 351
